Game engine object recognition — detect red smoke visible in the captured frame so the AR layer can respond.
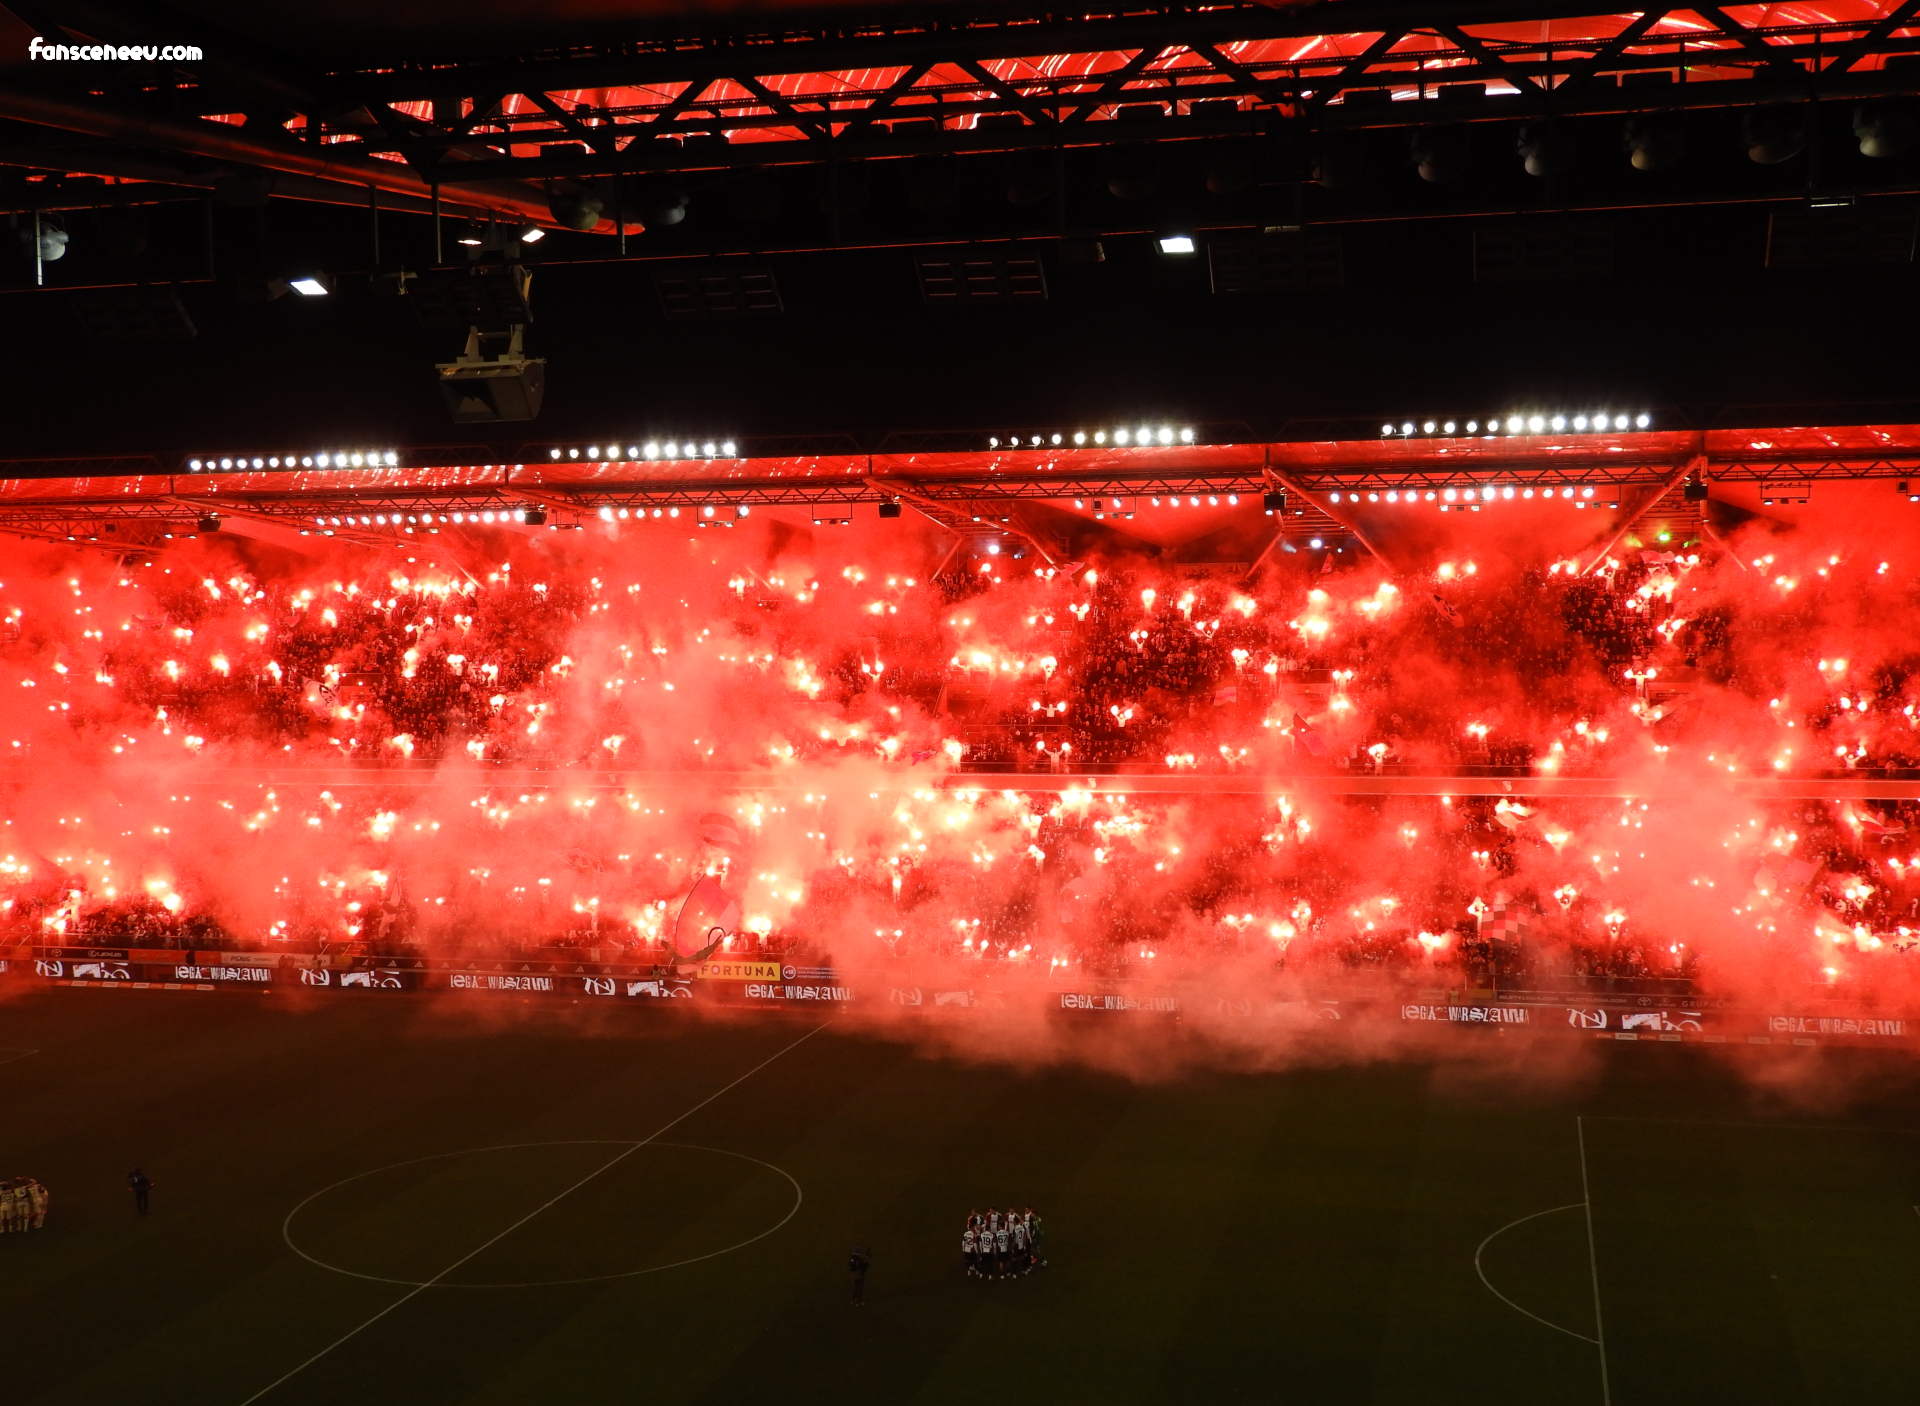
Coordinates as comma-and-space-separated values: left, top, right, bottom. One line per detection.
2, 484, 1918, 1065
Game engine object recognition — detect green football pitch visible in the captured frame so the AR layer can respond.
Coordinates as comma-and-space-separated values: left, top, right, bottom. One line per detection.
5, 987, 1920, 1405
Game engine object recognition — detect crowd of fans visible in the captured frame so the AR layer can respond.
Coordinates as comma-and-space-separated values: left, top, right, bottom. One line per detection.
0, 527, 1915, 1004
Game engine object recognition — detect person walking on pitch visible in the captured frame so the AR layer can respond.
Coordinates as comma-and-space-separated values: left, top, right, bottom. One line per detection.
128, 1168, 152, 1215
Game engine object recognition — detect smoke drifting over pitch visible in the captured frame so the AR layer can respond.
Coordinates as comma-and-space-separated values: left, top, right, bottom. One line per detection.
2, 484, 1919, 1074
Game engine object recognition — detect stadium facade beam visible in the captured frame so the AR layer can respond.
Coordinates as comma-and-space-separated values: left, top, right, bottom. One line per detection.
17, 3, 1919, 194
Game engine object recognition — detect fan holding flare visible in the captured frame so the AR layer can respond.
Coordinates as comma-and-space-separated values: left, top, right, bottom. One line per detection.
661, 813, 745, 974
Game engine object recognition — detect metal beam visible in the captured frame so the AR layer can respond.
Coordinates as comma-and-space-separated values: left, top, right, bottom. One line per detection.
1577, 453, 1702, 575
0, 80, 562, 226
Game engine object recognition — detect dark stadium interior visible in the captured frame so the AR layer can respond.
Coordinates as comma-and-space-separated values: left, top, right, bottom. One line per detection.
5, 2, 1920, 1403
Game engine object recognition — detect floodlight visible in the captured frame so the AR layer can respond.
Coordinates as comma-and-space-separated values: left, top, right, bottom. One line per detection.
1158, 234, 1196, 254
519, 226, 546, 243
288, 275, 331, 297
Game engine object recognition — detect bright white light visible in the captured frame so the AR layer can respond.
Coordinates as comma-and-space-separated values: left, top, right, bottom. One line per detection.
1094, 431, 1107, 444
722, 441, 736, 456
1583, 486, 1595, 498
550, 448, 562, 459
1614, 414, 1630, 429
1443, 421, 1456, 434
1157, 427, 1173, 444
384, 451, 397, 465
1528, 415, 1545, 432
1158, 235, 1196, 254
520, 226, 546, 243
626, 446, 639, 458
599, 506, 614, 521
1508, 417, 1523, 433
1310, 538, 1323, 549
1382, 424, 1395, 436
1423, 421, 1436, 434
1330, 492, 1342, 503
1051, 433, 1062, 445
1387, 491, 1398, 502
664, 442, 679, 457
1115, 430, 1130, 444
289, 277, 328, 297
704, 442, 717, 456
703, 505, 715, 517
1180, 427, 1194, 442
987, 542, 1001, 555
1502, 485, 1514, 499
1466, 420, 1478, 433
588, 446, 601, 459
1402, 422, 1415, 435
1550, 416, 1566, 431
1574, 415, 1589, 430
1635, 413, 1651, 428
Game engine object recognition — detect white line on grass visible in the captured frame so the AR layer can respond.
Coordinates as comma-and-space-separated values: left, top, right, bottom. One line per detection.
237, 1020, 832, 1405
1473, 1204, 1598, 1344
1576, 1116, 1613, 1406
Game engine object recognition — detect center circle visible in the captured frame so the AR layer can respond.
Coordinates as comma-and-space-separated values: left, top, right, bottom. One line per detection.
283, 1141, 801, 1288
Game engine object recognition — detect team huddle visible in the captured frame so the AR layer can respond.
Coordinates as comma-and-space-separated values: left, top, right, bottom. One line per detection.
1, 1178, 48, 1233
963, 1207, 1045, 1279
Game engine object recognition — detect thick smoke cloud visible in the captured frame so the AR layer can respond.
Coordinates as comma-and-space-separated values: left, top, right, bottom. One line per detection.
2, 487, 1917, 1075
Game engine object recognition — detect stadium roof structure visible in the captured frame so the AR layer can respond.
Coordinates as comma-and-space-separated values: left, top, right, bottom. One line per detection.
2, 417, 1912, 562
0, 2, 1917, 459
3, 1, 1919, 217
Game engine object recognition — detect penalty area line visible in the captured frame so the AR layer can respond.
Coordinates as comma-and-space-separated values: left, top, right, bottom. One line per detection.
237, 1019, 833, 1405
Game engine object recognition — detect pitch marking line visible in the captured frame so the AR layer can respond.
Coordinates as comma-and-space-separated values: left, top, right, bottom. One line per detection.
0, 1048, 38, 1068
1577, 1116, 1613, 1406
238, 1020, 832, 1405
1474, 1204, 1597, 1344
281, 1140, 803, 1288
